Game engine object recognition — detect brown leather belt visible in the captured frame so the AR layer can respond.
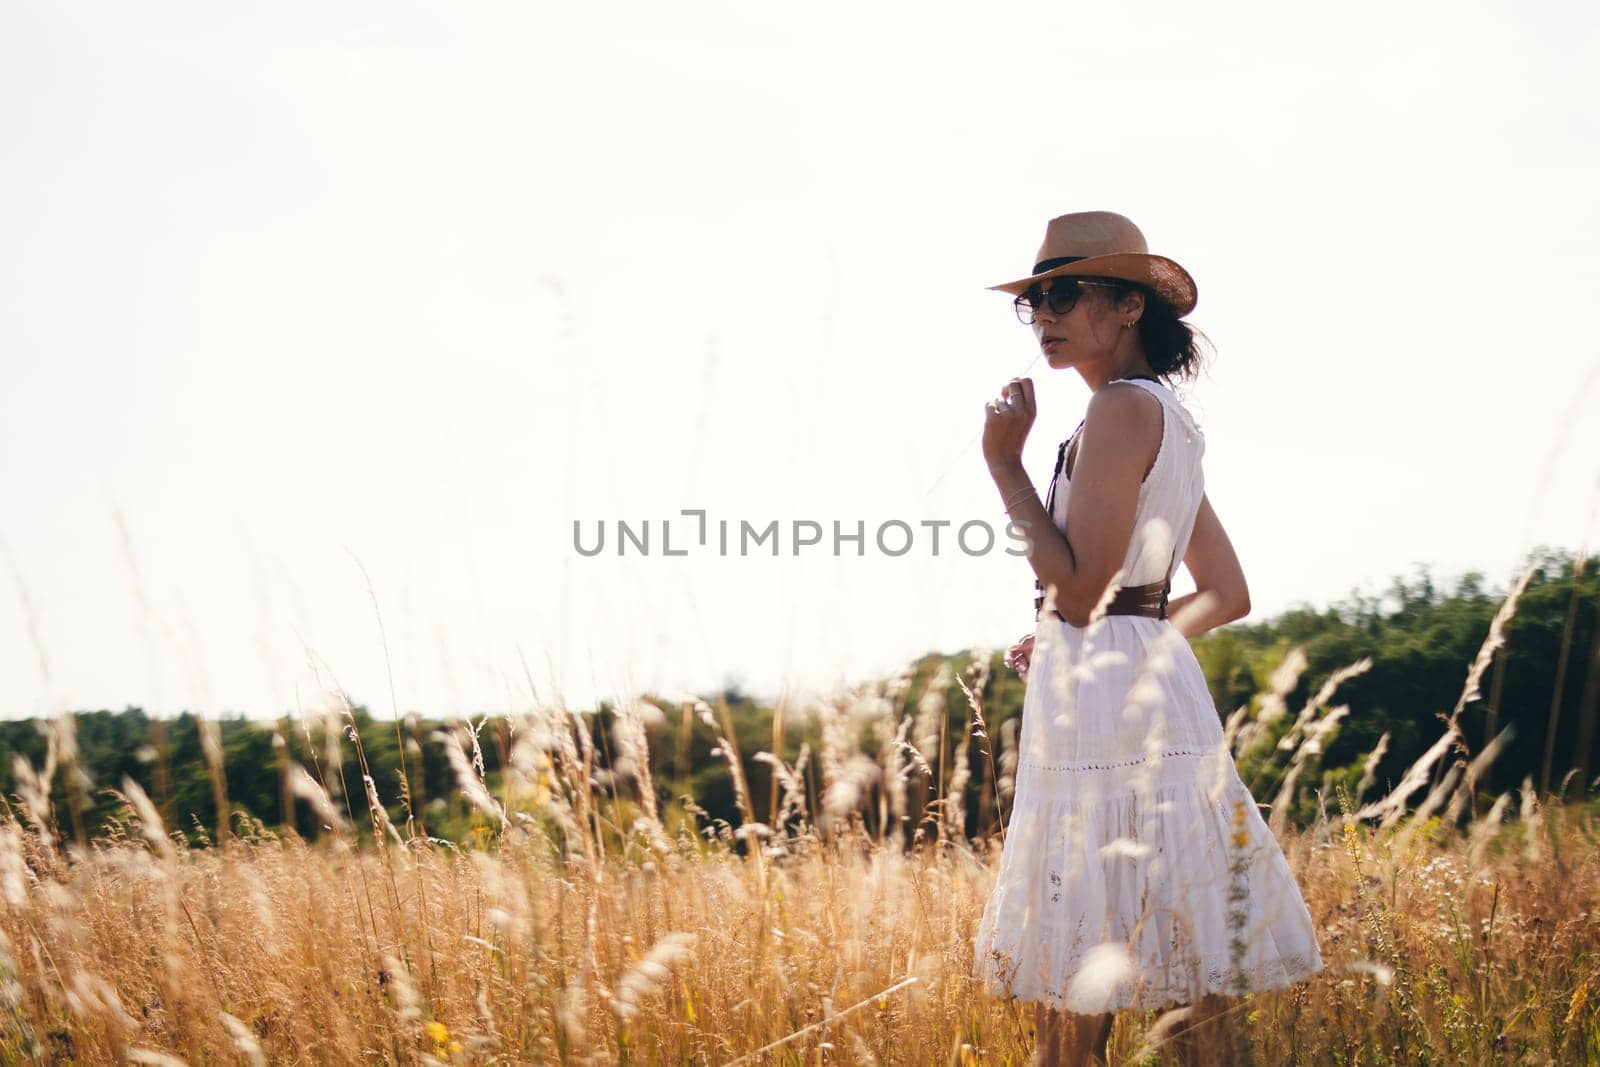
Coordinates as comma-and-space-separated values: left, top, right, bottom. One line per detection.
1034, 577, 1171, 621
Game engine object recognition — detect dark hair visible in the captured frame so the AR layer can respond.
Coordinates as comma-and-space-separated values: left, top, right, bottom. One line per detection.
1087, 278, 1212, 384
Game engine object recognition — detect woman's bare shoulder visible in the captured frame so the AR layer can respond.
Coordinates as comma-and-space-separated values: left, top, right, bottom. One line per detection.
1075, 383, 1163, 482
1083, 381, 1163, 435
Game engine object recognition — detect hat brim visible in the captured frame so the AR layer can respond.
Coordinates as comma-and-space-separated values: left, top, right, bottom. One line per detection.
988, 252, 1197, 318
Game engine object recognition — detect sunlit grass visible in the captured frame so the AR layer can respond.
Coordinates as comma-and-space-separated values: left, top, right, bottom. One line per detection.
4, 564, 1600, 1064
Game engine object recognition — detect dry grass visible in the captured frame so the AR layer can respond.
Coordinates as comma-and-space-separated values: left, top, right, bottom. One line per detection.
4, 571, 1600, 1064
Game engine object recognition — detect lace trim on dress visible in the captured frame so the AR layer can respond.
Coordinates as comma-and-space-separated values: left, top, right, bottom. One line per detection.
1013, 745, 1233, 800
977, 945, 1323, 1014
1017, 744, 1219, 774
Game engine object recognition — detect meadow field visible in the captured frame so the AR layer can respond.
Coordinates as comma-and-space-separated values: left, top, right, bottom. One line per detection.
4, 566, 1600, 1065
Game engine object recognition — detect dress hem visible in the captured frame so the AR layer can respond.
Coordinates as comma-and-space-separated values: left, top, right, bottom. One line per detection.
972, 949, 1325, 1015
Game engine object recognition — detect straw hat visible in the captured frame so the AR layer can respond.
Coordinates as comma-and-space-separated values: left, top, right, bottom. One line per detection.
988, 210, 1197, 318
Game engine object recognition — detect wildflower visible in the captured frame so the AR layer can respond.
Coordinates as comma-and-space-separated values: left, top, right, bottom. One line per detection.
1226, 796, 1253, 995
1230, 798, 1251, 851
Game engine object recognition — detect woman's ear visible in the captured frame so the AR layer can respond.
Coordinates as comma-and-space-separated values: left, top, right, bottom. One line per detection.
1123, 288, 1146, 321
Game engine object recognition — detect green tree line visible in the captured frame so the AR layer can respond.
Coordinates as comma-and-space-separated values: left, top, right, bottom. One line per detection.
3, 546, 1596, 847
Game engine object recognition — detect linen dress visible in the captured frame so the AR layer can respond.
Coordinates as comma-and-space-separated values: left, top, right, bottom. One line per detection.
972, 376, 1324, 1014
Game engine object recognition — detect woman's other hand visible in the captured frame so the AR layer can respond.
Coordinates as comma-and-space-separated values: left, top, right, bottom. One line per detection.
1003, 632, 1035, 678
983, 377, 1035, 473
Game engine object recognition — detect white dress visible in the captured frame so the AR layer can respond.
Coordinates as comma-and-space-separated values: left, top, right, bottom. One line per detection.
972, 376, 1324, 1014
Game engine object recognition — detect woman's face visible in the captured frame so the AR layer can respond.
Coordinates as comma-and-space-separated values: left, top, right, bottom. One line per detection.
1027, 279, 1135, 370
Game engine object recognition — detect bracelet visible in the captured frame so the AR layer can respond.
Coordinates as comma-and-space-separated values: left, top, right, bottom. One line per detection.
1002, 483, 1037, 512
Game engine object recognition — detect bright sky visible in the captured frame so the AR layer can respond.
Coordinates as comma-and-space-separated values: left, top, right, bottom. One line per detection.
3, 1, 1598, 722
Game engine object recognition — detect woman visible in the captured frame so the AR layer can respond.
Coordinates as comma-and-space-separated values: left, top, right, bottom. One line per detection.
973, 211, 1324, 1066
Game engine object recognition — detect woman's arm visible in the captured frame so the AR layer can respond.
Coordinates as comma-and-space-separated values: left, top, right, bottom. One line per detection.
1167, 491, 1251, 639
989, 383, 1163, 627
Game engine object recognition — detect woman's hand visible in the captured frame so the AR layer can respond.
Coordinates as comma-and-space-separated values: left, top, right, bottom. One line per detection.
1003, 632, 1035, 678
983, 377, 1035, 473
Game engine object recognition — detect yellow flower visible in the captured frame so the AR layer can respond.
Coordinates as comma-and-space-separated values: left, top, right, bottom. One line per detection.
425, 1020, 450, 1053
1228, 798, 1250, 849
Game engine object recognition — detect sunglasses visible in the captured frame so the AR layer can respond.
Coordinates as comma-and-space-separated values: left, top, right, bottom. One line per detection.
1013, 278, 1127, 325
